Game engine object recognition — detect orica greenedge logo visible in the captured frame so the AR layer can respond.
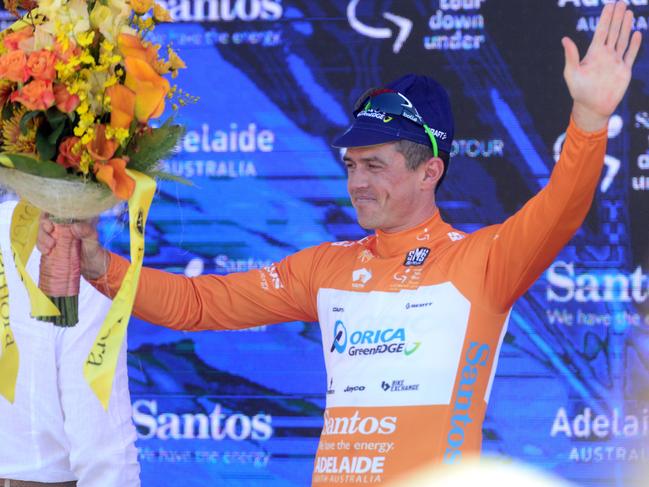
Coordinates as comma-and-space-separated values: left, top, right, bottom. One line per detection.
330, 320, 420, 357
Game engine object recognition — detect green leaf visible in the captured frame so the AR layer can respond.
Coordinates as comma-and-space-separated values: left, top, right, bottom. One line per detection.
19, 111, 40, 135
36, 129, 56, 162
2, 103, 14, 120
47, 119, 66, 144
148, 170, 193, 186
1, 152, 68, 178
125, 118, 185, 173
44, 107, 67, 126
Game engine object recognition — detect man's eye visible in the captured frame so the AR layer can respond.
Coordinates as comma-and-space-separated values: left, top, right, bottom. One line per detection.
369, 164, 380, 170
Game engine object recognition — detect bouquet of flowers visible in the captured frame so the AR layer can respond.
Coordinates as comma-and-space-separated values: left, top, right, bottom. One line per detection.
0, 0, 188, 325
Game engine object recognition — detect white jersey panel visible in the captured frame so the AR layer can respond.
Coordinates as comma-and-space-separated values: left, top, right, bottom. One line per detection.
317, 283, 470, 408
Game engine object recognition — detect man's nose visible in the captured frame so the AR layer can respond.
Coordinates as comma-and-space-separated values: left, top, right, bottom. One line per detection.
347, 167, 369, 191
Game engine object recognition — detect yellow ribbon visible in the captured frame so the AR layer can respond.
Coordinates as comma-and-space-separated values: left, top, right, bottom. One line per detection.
0, 170, 154, 407
0, 246, 18, 403
10, 201, 60, 317
0, 200, 60, 403
84, 170, 155, 410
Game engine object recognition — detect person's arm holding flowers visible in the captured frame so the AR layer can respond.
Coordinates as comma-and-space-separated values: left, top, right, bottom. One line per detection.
0, 0, 189, 327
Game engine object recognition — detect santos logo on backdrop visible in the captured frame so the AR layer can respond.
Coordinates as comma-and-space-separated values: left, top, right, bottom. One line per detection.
546, 261, 649, 303
157, 0, 283, 22
133, 399, 274, 441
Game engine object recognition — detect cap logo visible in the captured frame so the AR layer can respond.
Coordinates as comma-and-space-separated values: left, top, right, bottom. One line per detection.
429, 127, 447, 140
397, 93, 413, 109
357, 108, 393, 123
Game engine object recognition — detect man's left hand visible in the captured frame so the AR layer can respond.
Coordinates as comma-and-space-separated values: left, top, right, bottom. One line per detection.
562, 1, 642, 132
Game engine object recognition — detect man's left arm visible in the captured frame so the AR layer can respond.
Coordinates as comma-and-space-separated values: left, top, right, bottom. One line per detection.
471, 1, 641, 312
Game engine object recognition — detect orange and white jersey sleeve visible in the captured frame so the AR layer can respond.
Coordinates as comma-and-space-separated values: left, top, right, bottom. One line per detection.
93, 245, 327, 330
90, 120, 607, 485
443, 118, 607, 313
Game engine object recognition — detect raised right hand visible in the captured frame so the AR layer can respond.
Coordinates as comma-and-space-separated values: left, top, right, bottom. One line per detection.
38, 213, 110, 281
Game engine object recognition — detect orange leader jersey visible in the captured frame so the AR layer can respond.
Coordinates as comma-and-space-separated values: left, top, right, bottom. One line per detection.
92, 120, 606, 485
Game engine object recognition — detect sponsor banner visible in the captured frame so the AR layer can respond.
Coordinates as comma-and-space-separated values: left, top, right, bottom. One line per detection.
313, 405, 447, 485
545, 261, 649, 305
557, 0, 649, 34
548, 403, 649, 472
159, 0, 284, 23
319, 284, 470, 408
133, 399, 274, 442
450, 138, 505, 158
424, 0, 487, 51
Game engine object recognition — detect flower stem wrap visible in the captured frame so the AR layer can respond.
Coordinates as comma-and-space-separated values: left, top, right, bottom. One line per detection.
38, 222, 81, 326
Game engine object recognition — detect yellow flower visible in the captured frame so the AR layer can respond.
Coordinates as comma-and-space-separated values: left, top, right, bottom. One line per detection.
124, 56, 170, 122
77, 31, 95, 48
36, 0, 65, 20
79, 150, 92, 174
131, 0, 153, 15
30, 25, 53, 51
153, 4, 172, 22
107, 84, 135, 129
107, 0, 132, 23
38, 0, 90, 37
167, 48, 185, 70
90, 2, 131, 44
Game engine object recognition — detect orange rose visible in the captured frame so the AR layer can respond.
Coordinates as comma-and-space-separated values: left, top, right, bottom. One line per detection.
53, 83, 80, 113
3, 27, 33, 51
93, 158, 135, 200
0, 50, 28, 83
56, 136, 82, 169
107, 84, 135, 129
86, 124, 118, 162
117, 33, 159, 67
53, 40, 82, 64
27, 50, 57, 81
124, 57, 170, 122
10, 80, 55, 110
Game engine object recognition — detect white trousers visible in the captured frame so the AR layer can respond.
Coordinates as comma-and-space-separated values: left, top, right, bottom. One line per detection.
0, 201, 140, 486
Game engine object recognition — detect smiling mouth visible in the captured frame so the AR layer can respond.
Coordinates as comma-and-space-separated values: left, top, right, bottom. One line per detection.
353, 196, 376, 204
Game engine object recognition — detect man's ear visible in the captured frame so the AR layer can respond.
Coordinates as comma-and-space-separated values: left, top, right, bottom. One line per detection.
420, 157, 444, 191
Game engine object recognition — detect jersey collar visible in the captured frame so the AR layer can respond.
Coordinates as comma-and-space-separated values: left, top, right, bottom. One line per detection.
370, 211, 458, 259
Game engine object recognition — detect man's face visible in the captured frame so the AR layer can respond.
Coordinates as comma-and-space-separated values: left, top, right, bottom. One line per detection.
344, 142, 433, 233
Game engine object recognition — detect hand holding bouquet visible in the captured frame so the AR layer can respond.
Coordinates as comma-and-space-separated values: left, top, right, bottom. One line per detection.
0, 0, 188, 325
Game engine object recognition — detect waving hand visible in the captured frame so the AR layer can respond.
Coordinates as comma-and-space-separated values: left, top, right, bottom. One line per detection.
562, 1, 642, 132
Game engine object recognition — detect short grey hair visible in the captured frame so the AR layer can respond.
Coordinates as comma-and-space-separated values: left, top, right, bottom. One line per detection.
394, 139, 435, 171
394, 139, 450, 191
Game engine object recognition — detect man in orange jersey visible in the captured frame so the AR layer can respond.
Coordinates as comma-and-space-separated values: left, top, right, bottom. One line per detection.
38, 2, 642, 485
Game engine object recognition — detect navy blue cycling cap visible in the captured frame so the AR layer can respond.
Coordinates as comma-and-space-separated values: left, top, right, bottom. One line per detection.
332, 74, 454, 155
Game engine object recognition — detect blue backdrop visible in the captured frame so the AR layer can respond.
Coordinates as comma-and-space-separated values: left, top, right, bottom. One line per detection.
69, 1, 649, 485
